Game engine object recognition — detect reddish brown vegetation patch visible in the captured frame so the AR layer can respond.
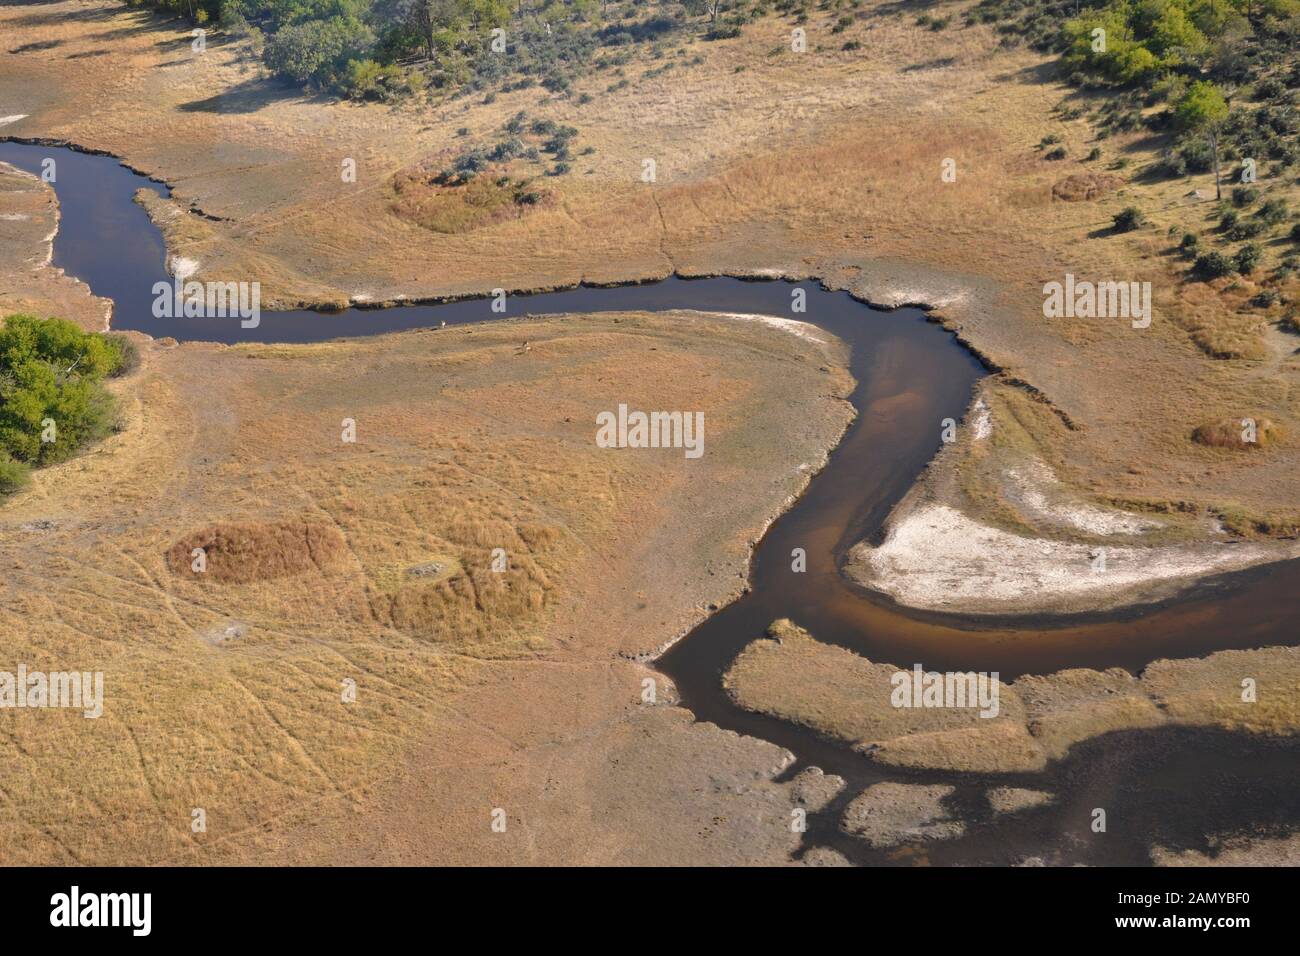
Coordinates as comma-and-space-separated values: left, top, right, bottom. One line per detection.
167, 520, 348, 583
1051, 173, 1124, 202
1192, 417, 1284, 451
390, 164, 554, 235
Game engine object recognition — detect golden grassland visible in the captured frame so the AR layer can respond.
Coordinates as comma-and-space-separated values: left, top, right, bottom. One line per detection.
1, 0, 1295, 543
0, 312, 851, 864
2, 0, 1299, 864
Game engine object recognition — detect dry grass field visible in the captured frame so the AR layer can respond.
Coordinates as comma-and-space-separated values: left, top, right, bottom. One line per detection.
2, 0, 1295, 548
2, 0, 1298, 865
0, 309, 851, 864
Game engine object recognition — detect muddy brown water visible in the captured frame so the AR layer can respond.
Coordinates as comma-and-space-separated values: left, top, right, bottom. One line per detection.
4, 140, 1297, 866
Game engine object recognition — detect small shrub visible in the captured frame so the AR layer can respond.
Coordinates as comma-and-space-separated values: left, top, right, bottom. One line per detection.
1044, 145, 1067, 160
503, 111, 527, 135
1227, 218, 1266, 241
0, 453, 29, 497
1231, 185, 1259, 207
106, 335, 140, 377
1235, 243, 1263, 274
704, 24, 742, 40
1256, 199, 1288, 227
1193, 251, 1234, 280
1112, 207, 1145, 232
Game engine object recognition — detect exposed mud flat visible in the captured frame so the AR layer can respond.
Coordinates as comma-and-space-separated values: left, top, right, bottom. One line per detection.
1153, 833, 1300, 867
840, 783, 965, 849
847, 493, 1300, 616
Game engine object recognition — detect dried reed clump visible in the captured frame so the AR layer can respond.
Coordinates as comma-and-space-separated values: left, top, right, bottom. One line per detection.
167, 520, 348, 583
1050, 172, 1123, 202
1192, 417, 1284, 451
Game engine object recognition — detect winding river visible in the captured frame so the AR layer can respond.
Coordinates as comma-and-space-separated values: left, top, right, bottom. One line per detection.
3, 139, 1298, 866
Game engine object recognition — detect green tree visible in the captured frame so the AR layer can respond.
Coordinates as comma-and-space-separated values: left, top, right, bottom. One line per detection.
1175, 80, 1230, 199
262, 16, 375, 86
0, 315, 124, 469
0, 452, 28, 498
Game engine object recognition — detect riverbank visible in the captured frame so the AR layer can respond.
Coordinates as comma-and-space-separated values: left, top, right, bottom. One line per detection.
5, 0, 1296, 615
0, 159, 110, 330
727, 620, 1300, 775
3, 0, 1298, 869
847, 487, 1300, 616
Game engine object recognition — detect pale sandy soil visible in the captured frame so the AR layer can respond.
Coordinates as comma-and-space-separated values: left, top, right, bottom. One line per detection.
847, 495, 1300, 615
986, 787, 1054, 816
840, 782, 965, 849
1153, 834, 1300, 867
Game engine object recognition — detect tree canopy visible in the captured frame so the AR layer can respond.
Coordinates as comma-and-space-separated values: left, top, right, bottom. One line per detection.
0, 315, 128, 486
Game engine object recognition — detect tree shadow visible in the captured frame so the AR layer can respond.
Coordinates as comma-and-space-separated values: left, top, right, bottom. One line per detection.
903, 56, 957, 73
9, 39, 63, 53
178, 75, 321, 114
989, 59, 1062, 86
3, 3, 124, 27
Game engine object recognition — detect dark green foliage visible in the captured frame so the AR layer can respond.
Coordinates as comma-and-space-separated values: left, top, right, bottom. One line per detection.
1256, 198, 1289, 226
127, 1, 724, 99
0, 453, 29, 497
1112, 206, 1145, 232
1227, 217, 1265, 240
1232, 185, 1259, 207
262, 15, 375, 87
971, 0, 1298, 175
1235, 242, 1263, 274
1192, 251, 1234, 280
0, 315, 126, 477
105, 335, 141, 378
